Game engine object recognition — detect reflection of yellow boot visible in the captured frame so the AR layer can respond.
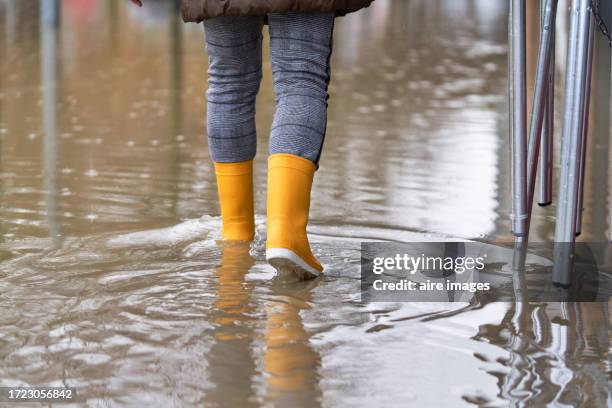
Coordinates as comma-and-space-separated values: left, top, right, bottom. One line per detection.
264, 299, 319, 398
266, 154, 323, 279
214, 242, 255, 335
214, 160, 255, 241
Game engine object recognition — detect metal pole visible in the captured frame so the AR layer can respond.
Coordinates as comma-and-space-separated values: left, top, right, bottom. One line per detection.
523, 0, 558, 239
553, 0, 592, 285
41, 0, 60, 27
41, 0, 61, 246
510, 0, 528, 237
575, 12, 595, 236
538, 0, 556, 207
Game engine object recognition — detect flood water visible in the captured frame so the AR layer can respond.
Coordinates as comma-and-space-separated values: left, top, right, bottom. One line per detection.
0, 0, 611, 406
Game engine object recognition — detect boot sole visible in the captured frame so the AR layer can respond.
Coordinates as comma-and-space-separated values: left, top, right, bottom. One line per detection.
266, 248, 321, 280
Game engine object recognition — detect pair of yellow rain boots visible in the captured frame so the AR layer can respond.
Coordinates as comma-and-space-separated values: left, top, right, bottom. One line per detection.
214, 154, 323, 279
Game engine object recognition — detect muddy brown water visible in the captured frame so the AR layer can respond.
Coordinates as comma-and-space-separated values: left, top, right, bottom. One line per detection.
0, 0, 610, 406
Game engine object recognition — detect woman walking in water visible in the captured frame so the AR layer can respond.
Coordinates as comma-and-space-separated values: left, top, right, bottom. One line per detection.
131, 0, 373, 279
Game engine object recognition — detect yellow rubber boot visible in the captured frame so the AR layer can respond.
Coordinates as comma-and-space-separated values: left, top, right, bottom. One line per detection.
214, 160, 255, 241
266, 154, 323, 279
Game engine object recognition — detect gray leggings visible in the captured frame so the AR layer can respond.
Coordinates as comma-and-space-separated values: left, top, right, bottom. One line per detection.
204, 13, 335, 164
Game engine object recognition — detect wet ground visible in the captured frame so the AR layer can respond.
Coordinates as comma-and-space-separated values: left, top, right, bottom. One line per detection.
0, 0, 611, 406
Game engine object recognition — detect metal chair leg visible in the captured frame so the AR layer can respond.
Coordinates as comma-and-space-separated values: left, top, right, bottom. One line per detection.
575, 13, 595, 237
538, 0, 555, 207
523, 0, 558, 240
510, 0, 528, 237
553, 0, 593, 285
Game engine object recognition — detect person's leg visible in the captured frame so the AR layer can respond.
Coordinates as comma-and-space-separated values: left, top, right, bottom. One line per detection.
204, 16, 264, 241
267, 12, 335, 163
265, 12, 335, 278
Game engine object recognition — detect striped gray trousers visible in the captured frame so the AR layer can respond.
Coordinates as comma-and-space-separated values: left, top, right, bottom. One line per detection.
203, 12, 335, 164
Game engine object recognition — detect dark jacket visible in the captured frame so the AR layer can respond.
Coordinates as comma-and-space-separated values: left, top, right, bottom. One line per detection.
181, 0, 374, 23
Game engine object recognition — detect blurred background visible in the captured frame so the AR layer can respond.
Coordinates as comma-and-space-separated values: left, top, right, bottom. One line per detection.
0, 1, 610, 407
0, 0, 610, 242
